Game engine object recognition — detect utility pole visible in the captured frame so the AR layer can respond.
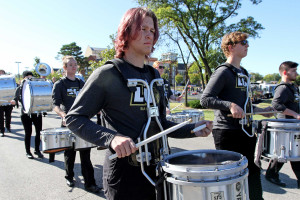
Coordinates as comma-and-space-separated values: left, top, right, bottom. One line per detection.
15, 61, 21, 80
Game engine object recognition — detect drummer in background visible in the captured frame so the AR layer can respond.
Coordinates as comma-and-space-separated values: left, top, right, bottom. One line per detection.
153, 61, 182, 114
0, 69, 14, 137
52, 56, 101, 193
65, 7, 212, 200
266, 61, 300, 188
200, 31, 273, 200
10, 71, 43, 159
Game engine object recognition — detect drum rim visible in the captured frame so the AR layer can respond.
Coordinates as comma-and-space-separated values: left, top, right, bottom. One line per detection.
161, 149, 248, 175
22, 80, 34, 114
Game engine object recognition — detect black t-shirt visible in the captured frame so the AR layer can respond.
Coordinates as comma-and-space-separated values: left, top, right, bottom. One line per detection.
52, 77, 84, 114
272, 81, 299, 119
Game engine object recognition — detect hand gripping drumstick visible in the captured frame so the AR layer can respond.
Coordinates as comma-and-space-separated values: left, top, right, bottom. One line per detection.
109, 119, 192, 160
227, 111, 281, 117
190, 124, 207, 133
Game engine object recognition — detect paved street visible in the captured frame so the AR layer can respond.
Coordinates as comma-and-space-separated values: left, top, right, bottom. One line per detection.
0, 108, 299, 199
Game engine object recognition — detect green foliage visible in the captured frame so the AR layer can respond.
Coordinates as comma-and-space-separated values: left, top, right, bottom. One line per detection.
187, 100, 203, 109
56, 42, 88, 72
263, 73, 281, 83
136, 0, 264, 86
33, 57, 40, 67
161, 73, 169, 80
295, 75, 300, 86
88, 34, 116, 75
189, 73, 200, 85
250, 72, 264, 82
88, 48, 116, 75
175, 74, 183, 84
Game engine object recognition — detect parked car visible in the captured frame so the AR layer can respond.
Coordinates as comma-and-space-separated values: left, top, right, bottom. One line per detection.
171, 89, 182, 96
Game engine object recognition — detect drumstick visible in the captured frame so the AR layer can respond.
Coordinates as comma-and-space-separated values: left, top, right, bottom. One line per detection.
170, 103, 183, 111
191, 124, 206, 133
181, 79, 190, 95
227, 111, 281, 117
109, 119, 192, 160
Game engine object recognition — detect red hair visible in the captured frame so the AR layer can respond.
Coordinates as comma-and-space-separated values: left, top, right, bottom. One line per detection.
115, 7, 159, 58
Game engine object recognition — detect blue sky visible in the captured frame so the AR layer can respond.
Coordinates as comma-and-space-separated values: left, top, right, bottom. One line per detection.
0, 0, 299, 76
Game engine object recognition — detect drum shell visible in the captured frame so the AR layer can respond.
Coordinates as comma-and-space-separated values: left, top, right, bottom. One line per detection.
41, 128, 72, 153
262, 119, 300, 161
22, 79, 53, 114
73, 134, 96, 151
162, 150, 249, 200
0, 76, 16, 106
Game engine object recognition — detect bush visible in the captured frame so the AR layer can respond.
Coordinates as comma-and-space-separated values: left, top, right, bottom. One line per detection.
187, 100, 203, 109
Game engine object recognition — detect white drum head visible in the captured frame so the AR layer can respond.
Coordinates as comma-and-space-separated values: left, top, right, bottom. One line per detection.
22, 80, 32, 113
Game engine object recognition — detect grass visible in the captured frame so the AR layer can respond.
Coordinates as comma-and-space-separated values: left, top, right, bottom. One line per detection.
170, 99, 274, 121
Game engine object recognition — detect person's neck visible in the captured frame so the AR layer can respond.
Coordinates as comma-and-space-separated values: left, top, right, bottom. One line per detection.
123, 53, 145, 68
282, 77, 292, 84
66, 74, 76, 80
226, 56, 242, 69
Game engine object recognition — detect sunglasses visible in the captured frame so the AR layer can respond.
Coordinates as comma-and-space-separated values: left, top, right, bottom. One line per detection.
228, 40, 249, 46
158, 66, 165, 69
236, 40, 248, 46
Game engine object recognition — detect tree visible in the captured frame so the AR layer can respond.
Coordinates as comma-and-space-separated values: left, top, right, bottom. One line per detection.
137, 0, 264, 87
263, 73, 281, 83
250, 72, 264, 82
295, 75, 300, 86
189, 73, 200, 85
88, 34, 116, 74
175, 74, 183, 84
57, 42, 88, 72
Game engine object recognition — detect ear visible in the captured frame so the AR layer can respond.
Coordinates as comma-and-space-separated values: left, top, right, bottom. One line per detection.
283, 70, 287, 75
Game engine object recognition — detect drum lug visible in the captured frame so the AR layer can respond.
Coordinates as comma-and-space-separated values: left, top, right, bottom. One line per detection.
278, 145, 287, 163
136, 152, 152, 163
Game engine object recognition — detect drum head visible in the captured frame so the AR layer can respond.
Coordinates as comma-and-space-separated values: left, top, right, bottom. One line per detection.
22, 80, 32, 113
41, 127, 71, 134
165, 150, 242, 167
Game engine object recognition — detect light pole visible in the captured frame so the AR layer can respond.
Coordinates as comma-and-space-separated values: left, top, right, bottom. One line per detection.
15, 61, 21, 80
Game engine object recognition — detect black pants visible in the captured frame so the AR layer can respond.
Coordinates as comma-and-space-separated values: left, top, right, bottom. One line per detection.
0, 105, 13, 133
212, 129, 263, 200
21, 114, 42, 153
64, 148, 96, 187
103, 150, 156, 200
266, 159, 300, 181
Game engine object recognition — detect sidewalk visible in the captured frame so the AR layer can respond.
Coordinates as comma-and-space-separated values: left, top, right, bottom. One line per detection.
0, 108, 299, 199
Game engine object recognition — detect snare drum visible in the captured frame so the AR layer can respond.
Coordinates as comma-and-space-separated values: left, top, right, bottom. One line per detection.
167, 112, 189, 123
22, 78, 53, 114
72, 134, 96, 151
182, 109, 205, 122
0, 75, 17, 106
162, 149, 249, 200
261, 119, 300, 162
41, 128, 72, 153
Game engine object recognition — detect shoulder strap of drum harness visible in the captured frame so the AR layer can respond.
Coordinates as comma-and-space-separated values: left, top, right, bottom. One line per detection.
275, 82, 300, 113
215, 62, 249, 79
60, 76, 84, 90
104, 58, 167, 167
